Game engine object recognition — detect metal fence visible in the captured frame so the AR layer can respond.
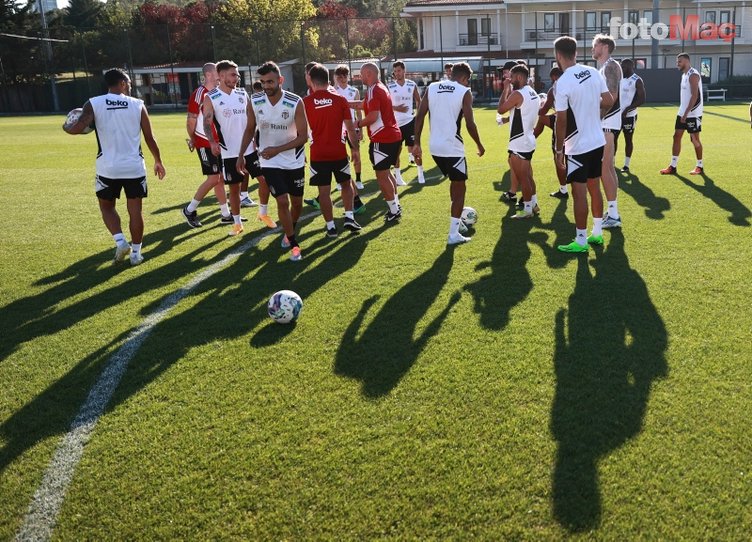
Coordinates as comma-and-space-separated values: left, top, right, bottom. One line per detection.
2, 8, 751, 113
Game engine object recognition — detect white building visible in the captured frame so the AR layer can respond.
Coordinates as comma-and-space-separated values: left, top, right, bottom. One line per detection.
401, 1, 752, 84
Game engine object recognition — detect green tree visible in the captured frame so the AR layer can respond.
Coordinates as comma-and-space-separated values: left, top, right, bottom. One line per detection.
63, 0, 103, 29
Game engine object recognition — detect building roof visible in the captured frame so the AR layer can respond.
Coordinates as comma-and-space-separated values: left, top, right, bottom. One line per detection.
405, 0, 504, 6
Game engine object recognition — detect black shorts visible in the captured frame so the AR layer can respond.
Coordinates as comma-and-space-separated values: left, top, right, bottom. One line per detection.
675, 115, 702, 133
223, 153, 262, 185
263, 167, 306, 198
622, 115, 637, 134
95, 175, 147, 200
565, 146, 604, 184
399, 119, 415, 147
369, 141, 401, 171
196, 146, 221, 176
508, 149, 535, 161
432, 156, 468, 182
310, 159, 351, 186
548, 114, 557, 151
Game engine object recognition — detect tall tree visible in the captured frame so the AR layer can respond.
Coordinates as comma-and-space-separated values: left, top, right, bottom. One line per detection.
63, 0, 103, 29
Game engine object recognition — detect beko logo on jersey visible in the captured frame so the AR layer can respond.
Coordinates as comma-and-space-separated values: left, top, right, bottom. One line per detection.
314, 98, 333, 107
574, 70, 592, 83
105, 98, 128, 107
437, 83, 456, 93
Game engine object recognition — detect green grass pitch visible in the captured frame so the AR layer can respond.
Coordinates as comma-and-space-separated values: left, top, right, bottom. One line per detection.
1, 103, 751, 540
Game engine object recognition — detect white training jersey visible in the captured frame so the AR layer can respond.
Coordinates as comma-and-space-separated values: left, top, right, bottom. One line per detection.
600, 58, 622, 130
90, 93, 146, 178
207, 86, 253, 159
554, 64, 608, 156
620, 74, 642, 118
426, 79, 469, 157
334, 84, 358, 122
508, 85, 540, 153
679, 67, 703, 117
388, 79, 417, 127
251, 90, 305, 169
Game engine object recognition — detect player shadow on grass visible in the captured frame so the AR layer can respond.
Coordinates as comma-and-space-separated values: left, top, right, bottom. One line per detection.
530, 196, 575, 270
0, 221, 386, 475
551, 230, 668, 532
334, 249, 461, 398
676, 172, 751, 227
465, 207, 535, 331
0, 222, 222, 364
617, 170, 671, 220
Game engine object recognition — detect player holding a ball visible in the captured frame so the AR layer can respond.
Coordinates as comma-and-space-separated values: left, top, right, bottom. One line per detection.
63, 67, 166, 266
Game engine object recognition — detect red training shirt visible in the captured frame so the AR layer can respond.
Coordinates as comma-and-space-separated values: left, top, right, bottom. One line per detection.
187, 85, 218, 148
303, 89, 352, 162
363, 82, 402, 144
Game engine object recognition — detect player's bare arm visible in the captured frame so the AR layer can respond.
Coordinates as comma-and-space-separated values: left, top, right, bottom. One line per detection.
344, 119, 360, 156
202, 95, 220, 156
412, 85, 422, 113
601, 62, 621, 117
260, 102, 308, 160
555, 110, 567, 168
236, 105, 258, 174
462, 91, 484, 157
497, 89, 523, 116
354, 90, 363, 140
412, 91, 430, 160
186, 111, 198, 149
358, 108, 380, 129
64, 100, 94, 135
683, 73, 700, 122
140, 106, 166, 180
539, 88, 554, 115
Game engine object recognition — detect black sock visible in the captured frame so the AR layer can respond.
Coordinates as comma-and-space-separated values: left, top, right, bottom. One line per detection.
354, 195, 363, 207
292, 221, 297, 232
288, 234, 298, 248
356, 172, 361, 183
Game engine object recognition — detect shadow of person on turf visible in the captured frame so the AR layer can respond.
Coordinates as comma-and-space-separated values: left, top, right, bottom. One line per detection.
676, 172, 751, 227
465, 206, 534, 330
0, 221, 387, 474
529, 196, 574, 270
617, 170, 671, 220
0, 221, 223, 363
551, 230, 668, 532
334, 248, 460, 398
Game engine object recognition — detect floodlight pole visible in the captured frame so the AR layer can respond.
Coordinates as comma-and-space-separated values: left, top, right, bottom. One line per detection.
37, 0, 59, 111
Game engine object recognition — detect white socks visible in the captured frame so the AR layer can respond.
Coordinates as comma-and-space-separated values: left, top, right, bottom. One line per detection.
113, 233, 126, 245
624, 156, 631, 167
607, 200, 619, 219
345, 211, 354, 220
131, 243, 142, 256
259, 204, 268, 216
326, 220, 335, 230
697, 159, 703, 167
233, 215, 242, 225
241, 191, 249, 200
592, 218, 603, 236
559, 185, 568, 194
450, 217, 461, 236
670, 156, 679, 167
575, 228, 588, 246
387, 199, 400, 214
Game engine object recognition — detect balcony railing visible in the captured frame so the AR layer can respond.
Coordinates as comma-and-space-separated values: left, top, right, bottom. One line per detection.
458, 33, 499, 46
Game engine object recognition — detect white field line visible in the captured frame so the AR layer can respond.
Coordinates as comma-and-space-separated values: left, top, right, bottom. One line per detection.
15, 215, 315, 542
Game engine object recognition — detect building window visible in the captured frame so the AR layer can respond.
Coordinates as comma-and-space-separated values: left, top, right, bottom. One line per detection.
481, 17, 491, 36
643, 10, 653, 25
586, 12, 596, 30
600, 12, 611, 32
720, 11, 730, 24
700, 57, 712, 81
544, 13, 555, 32
705, 11, 716, 24
628, 10, 639, 25
719, 57, 730, 80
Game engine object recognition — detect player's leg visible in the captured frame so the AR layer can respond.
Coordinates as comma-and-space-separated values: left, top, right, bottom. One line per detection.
689, 123, 704, 174
312, 162, 336, 236
125, 196, 145, 264
622, 130, 634, 171
558, 150, 599, 253
510, 153, 534, 219
183, 173, 222, 228
600, 131, 620, 225
255, 176, 276, 227
353, 147, 364, 189
332, 160, 361, 233
662, 118, 685, 174
436, 156, 470, 244
370, 142, 401, 220
392, 141, 407, 186
240, 173, 256, 207
97, 193, 131, 264
272, 171, 302, 261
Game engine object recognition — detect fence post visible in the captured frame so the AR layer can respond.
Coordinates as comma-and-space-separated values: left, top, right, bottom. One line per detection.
300, 22, 306, 66
346, 17, 352, 76
730, 7, 736, 78
166, 24, 178, 109
210, 24, 217, 61
392, 17, 398, 61
79, 33, 92, 97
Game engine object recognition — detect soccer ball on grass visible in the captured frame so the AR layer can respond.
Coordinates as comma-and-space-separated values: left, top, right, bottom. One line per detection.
268, 290, 303, 324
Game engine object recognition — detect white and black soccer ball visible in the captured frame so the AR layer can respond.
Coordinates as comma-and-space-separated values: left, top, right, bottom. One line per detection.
461, 206, 478, 226
64, 108, 93, 134
268, 290, 303, 324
